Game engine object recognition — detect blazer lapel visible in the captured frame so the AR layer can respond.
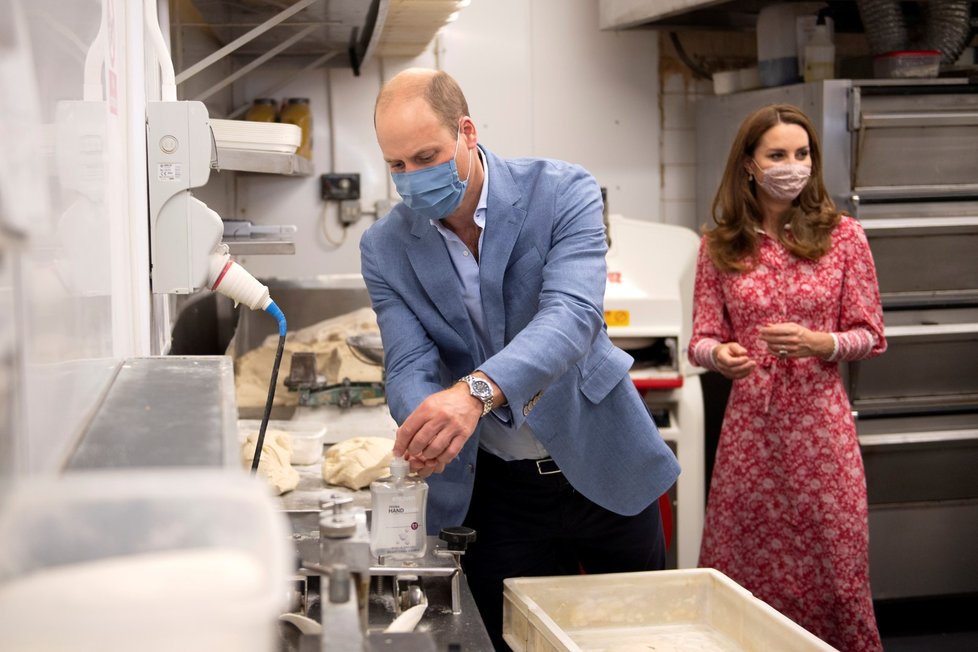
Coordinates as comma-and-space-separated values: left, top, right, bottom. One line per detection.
479, 150, 527, 355
407, 218, 479, 358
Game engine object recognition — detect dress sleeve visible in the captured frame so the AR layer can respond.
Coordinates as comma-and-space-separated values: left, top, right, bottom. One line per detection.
827, 218, 887, 362
688, 236, 732, 372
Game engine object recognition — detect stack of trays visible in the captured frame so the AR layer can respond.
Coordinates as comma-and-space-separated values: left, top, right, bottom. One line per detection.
210, 118, 301, 154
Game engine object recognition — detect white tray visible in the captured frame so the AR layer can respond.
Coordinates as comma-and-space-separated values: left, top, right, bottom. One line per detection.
503, 568, 838, 652
210, 119, 301, 154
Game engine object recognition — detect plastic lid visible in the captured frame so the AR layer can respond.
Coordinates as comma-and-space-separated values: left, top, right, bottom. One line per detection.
286, 97, 310, 104
390, 457, 409, 476
252, 98, 277, 105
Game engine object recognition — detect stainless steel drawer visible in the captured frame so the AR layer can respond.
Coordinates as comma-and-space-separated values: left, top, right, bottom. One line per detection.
859, 412, 978, 504
851, 89, 978, 200
849, 307, 978, 403
869, 500, 978, 600
857, 208, 978, 306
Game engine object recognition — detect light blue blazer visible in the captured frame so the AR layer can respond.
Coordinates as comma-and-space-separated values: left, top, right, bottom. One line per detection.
360, 146, 681, 533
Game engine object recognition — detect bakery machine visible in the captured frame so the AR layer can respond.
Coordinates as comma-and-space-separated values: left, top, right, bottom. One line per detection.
603, 214, 705, 570
283, 333, 386, 409
696, 79, 978, 599
281, 495, 491, 651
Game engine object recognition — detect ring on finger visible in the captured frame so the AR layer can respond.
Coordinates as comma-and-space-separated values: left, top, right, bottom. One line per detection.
778, 348, 788, 358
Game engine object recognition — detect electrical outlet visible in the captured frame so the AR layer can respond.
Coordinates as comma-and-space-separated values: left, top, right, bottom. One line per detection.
321, 173, 360, 200
339, 200, 361, 226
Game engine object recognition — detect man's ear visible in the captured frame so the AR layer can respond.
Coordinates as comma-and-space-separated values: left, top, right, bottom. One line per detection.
460, 116, 478, 148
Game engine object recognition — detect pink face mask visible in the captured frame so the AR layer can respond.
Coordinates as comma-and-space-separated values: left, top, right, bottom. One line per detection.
753, 160, 811, 201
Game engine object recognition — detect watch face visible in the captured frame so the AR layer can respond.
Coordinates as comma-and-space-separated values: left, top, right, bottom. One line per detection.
470, 378, 491, 399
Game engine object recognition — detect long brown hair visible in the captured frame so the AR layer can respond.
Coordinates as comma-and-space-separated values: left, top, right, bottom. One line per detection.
706, 103, 839, 272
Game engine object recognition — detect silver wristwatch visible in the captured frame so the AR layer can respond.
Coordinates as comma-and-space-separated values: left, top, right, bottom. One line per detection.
459, 375, 493, 418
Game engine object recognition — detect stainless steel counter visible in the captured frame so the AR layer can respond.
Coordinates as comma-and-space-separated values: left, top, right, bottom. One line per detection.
65, 356, 238, 470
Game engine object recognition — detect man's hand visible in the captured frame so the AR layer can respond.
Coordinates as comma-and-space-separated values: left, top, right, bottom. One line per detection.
712, 342, 757, 379
394, 383, 482, 474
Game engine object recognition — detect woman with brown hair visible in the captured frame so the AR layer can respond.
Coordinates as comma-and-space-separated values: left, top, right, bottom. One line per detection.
688, 103, 885, 651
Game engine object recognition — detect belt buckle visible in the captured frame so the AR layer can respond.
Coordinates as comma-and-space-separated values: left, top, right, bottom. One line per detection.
535, 458, 561, 475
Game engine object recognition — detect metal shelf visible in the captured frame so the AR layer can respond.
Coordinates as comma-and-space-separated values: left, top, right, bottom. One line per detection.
174, 0, 466, 106
224, 235, 296, 256
214, 147, 313, 176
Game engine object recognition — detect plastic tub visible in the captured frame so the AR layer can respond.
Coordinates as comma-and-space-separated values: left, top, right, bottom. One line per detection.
0, 469, 292, 652
874, 50, 941, 78
503, 568, 838, 651
290, 428, 327, 465
238, 419, 328, 465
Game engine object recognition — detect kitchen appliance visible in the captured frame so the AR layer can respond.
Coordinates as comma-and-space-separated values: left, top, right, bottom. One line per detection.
604, 214, 705, 569
696, 79, 978, 599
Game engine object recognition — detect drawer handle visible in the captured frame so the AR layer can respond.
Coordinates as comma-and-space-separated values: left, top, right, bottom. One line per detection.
859, 429, 978, 447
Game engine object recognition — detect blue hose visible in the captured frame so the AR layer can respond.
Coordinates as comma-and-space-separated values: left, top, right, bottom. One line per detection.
265, 300, 287, 336
251, 300, 288, 474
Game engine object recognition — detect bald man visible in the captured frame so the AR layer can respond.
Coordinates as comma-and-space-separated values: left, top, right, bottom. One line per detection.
360, 68, 680, 650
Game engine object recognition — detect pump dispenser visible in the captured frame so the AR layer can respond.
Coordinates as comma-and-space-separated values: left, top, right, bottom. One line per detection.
804, 15, 835, 82
369, 457, 428, 560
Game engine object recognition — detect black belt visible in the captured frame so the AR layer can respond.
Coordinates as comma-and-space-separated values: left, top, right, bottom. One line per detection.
477, 449, 562, 476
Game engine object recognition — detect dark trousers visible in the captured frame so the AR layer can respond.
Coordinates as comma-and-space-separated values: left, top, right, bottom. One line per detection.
461, 448, 666, 651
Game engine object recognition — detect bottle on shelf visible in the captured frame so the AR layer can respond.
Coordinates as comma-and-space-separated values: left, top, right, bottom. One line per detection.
244, 98, 278, 122
279, 97, 312, 159
804, 15, 835, 83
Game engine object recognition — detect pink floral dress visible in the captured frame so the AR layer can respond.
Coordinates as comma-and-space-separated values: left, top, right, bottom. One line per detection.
688, 216, 886, 652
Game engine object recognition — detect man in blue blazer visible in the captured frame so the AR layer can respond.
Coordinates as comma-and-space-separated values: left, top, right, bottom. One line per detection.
361, 68, 680, 649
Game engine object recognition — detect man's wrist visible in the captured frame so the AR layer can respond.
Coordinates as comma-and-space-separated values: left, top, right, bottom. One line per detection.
458, 374, 493, 417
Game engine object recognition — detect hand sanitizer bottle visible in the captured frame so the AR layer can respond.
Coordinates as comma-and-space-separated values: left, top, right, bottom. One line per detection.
369, 457, 428, 560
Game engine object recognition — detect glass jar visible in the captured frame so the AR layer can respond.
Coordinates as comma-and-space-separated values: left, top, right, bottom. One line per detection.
244, 98, 278, 123
279, 97, 312, 159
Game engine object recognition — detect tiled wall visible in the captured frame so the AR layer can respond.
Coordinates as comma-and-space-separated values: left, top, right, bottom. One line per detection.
657, 31, 755, 234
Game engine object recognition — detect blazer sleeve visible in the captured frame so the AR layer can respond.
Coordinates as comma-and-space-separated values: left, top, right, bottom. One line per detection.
478, 164, 609, 427
360, 227, 446, 424
687, 236, 732, 373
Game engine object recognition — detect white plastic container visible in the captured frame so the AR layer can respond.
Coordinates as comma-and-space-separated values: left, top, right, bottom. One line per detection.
0, 470, 292, 652
290, 427, 327, 465
238, 419, 328, 465
757, 3, 801, 87
503, 568, 838, 652
804, 22, 835, 82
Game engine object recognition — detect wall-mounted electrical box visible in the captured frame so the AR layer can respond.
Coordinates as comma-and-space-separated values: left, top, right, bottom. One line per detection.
321, 173, 360, 201
146, 101, 223, 294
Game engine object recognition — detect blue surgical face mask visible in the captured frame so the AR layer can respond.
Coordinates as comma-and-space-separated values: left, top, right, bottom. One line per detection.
391, 123, 472, 220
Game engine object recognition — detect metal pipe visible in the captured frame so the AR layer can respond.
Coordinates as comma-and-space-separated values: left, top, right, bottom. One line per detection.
175, 0, 323, 85
856, 0, 907, 55
193, 25, 318, 102
924, 0, 973, 64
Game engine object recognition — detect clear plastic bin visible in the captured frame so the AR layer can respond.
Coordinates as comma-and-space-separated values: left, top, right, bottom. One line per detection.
503, 568, 838, 651
0, 469, 292, 652
874, 50, 941, 78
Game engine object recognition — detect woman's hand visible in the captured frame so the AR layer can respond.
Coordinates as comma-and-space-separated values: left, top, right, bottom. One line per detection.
758, 323, 834, 360
712, 342, 757, 379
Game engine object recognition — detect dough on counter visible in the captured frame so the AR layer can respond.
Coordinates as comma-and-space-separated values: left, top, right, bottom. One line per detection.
322, 437, 394, 490
242, 430, 300, 495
